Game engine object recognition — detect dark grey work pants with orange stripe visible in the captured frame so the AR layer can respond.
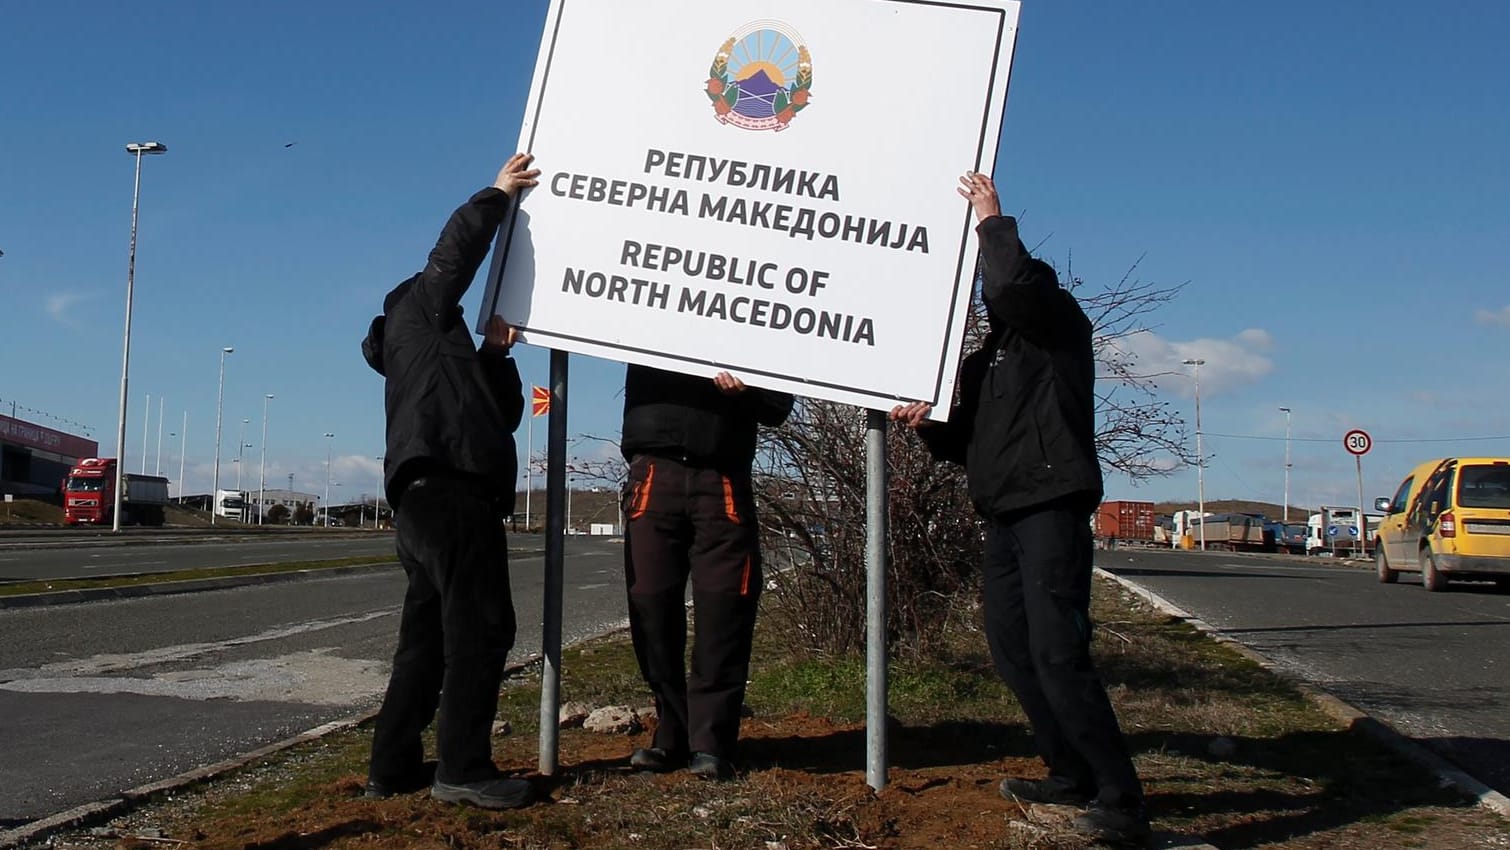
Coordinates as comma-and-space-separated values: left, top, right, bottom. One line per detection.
622, 453, 762, 761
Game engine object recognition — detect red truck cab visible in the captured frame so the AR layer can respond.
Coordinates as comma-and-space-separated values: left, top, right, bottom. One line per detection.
62, 458, 168, 526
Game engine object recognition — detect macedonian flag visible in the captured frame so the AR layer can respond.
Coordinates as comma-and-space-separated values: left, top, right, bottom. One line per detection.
531, 385, 551, 417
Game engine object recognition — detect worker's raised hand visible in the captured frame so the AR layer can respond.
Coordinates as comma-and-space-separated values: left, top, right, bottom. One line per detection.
713, 371, 748, 396
482, 315, 519, 352
888, 401, 934, 429
495, 153, 541, 197
957, 171, 1001, 223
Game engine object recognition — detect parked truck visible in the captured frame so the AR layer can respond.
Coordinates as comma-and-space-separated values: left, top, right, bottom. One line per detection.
216, 489, 250, 522
62, 458, 169, 526
1306, 506, 1378, 557
1188, 512, 1268, 551
1095, 500, 1156, 547
1170, 510, 1211, 548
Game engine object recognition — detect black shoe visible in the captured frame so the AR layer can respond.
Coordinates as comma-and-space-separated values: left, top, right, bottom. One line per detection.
430, 777, 534, 810
365, 762, 437, 798
999, 776, 1094, 807
630, 746, 687, 773
688, 752, 735, 781
1072, 800, 1152, 846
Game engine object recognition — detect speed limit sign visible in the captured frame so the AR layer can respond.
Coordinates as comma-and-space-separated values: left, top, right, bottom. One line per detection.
1344, 429, 1372, 456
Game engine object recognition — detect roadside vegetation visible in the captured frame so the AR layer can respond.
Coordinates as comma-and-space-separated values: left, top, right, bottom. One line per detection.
35, 576, 1507, 849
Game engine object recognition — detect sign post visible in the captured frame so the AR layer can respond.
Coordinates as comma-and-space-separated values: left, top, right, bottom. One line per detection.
1344, 429, 1372, 558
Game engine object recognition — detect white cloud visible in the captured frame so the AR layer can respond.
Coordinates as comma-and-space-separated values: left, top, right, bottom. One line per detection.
1110, 328, 1275, 397
44, 291, 90, 328
1474, 306, 1510, 328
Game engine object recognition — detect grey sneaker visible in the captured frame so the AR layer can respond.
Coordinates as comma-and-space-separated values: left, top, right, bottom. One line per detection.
430, 777, 534, 810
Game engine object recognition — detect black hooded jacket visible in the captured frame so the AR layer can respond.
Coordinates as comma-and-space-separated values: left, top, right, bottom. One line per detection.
361, 187, 524, 510
621, 365, 793, 474
919, 215, 1102, 517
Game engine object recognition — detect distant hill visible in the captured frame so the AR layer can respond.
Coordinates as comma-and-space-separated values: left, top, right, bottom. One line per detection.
1149, 500, 1313, 521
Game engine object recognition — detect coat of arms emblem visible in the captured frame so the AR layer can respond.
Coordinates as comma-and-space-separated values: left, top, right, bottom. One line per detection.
707, 23, 813, 132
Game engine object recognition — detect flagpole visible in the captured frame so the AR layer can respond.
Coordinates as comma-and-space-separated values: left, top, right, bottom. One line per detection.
525, 410, 533, 531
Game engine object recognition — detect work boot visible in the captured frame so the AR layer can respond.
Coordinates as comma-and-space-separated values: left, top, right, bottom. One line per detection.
999, 776, 1094, 807
1072, 800, 1152, 846
430, 777, 534, 810
688, 752, 735, 781
629, 746, 686, 773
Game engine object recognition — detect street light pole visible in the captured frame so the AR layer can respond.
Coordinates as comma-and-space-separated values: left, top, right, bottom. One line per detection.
154, 395, 164, 476
1279, 406, 1292, 522
259, 394, 273, 526
1183, 358, 1207, 551
112, 140, 167, 532
235, 418, 249, 492
373, 455, 384, 529
178, 410, 187, 499
141, 393, 150, 474
323, 432, 335, 526
211, 346, 233, 524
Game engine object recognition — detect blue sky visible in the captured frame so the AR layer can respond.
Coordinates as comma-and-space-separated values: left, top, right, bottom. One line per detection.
2, 1, 1507, 511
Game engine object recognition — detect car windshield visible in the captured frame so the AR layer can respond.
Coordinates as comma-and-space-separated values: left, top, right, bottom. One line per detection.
1457, 464, 1510, 509
66, 477, 106, 492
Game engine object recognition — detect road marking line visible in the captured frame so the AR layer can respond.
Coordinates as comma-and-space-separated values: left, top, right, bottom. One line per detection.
0, 609, 398, 679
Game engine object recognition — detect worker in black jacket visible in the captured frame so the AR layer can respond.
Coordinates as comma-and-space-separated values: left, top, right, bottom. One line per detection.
891, 172, 1149, 846
619, 364, 793, 780
360, 153, 539, 810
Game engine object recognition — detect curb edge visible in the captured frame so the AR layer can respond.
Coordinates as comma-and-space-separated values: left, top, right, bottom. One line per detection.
1095, 566, 1510, 821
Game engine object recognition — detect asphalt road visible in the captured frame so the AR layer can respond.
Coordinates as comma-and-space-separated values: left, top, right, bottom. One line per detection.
0, 534, 415, 583
0, 536, 628, 825
1099, 548, 1510, 796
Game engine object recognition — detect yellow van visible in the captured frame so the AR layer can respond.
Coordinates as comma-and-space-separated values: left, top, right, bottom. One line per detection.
1373, 458, 1510, 591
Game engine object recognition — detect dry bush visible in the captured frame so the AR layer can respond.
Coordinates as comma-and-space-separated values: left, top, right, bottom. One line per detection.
755, 259, 1192, 658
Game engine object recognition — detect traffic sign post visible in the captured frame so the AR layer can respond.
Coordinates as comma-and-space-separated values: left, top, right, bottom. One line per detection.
1344, 430, 1372, 558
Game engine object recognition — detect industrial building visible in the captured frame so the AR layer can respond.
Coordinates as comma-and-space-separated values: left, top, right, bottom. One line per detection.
0, 412, 99, 497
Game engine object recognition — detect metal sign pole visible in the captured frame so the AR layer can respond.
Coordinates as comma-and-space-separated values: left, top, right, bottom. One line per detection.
864, 409, 889, 790
538, 350, 568, 774
1356, 455, 1365, 559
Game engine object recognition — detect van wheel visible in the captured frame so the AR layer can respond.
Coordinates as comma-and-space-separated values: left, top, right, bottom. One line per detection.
1420, 548, 1449, 592
1375, 546, 1398, 584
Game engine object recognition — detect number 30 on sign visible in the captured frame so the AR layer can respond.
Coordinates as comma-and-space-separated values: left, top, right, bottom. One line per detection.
1344, 429, 1372, 456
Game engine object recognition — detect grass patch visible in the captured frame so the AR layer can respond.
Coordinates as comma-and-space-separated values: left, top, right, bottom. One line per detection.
0, 498, 62, 525
0, 555, 396, 597
39, 577, 1509, 850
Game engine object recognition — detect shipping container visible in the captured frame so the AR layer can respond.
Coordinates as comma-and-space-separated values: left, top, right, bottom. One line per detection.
1096, 500, 1156, 545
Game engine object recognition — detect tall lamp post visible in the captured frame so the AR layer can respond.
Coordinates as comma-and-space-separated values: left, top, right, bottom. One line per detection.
323, 432, 335, 527
373, 455, 384, 529
210, 346, 234, 524
1183, 358, 1207, 551
111, 140, 167, 533
154, 395, 165, 475
235, 418, 250, 491
259, 394, 274, 525
1279, 406, 1292, 522
177, 410, 187, 500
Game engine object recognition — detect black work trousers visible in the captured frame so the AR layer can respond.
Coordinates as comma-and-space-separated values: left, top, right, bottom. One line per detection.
369, 476, 516, 786
622, 454, 762, 760
983, 504, 1143, 807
